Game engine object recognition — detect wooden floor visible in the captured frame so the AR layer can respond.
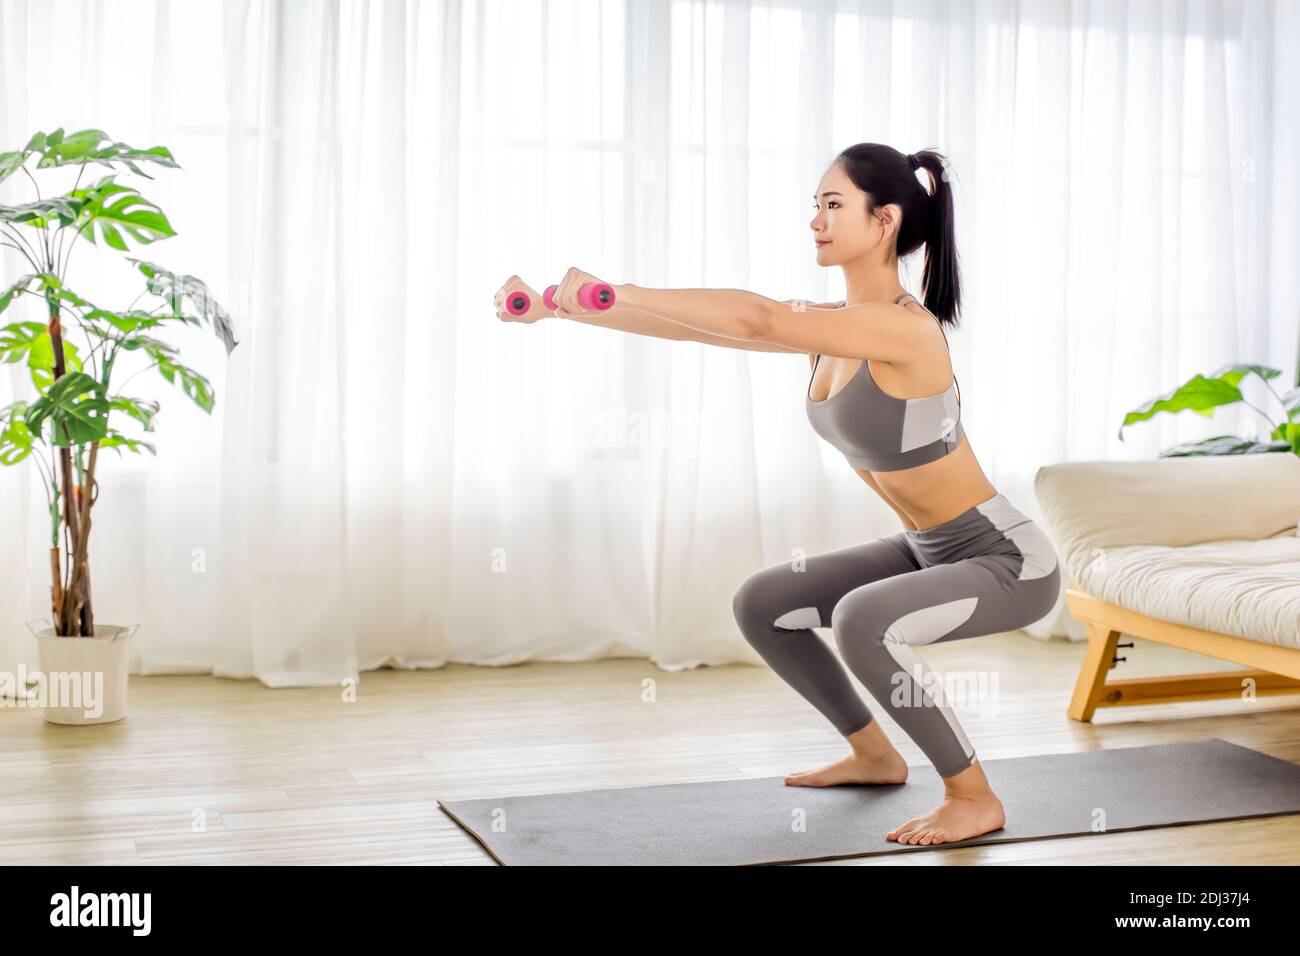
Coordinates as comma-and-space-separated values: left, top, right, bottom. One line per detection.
3, 630, 1299, 865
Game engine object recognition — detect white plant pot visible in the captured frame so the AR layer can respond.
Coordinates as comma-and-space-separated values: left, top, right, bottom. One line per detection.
26, 619, 138, 725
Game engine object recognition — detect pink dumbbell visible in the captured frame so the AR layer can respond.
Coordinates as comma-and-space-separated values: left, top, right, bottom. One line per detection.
544, 282, 616, 311
503, 290, 533, 316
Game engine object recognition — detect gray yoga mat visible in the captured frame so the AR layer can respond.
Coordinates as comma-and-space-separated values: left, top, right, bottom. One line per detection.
437, 738, 1300, 865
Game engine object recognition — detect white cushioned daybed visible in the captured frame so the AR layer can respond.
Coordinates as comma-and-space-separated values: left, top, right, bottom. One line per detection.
1034, 453, 1300, 721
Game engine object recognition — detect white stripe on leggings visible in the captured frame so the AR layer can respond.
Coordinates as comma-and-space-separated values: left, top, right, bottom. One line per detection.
881, 597, 980, 765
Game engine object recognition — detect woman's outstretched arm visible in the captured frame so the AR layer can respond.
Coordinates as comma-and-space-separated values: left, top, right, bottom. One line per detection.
494, 274, 777, 348
499, 274, 837, 352
561, 299, 842, 353
617, 284, 926, 363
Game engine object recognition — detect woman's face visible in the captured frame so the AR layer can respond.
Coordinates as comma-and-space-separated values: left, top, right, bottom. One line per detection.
809, 162, 898, 265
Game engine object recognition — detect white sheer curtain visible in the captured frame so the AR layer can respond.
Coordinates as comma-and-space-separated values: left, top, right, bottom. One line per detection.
1, 0, 1296, 689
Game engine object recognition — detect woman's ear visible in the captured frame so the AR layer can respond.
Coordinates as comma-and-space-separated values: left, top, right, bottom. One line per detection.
881, 202, 904, 239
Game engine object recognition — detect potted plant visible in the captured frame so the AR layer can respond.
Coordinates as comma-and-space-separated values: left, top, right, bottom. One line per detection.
0, 128, 237, 724
1119, 363, 1300, 457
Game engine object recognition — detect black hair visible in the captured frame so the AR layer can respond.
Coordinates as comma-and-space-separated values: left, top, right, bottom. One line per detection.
833, 143, 962, 328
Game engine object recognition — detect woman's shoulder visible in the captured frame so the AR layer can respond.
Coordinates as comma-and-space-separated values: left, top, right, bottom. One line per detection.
807, 302, 845, 369
893, 291, 925, 312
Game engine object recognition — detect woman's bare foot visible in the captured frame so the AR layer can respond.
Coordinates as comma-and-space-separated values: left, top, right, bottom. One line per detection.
886, 759, 1006, 845
784, 718, 909, 786
784, 749, 909, 786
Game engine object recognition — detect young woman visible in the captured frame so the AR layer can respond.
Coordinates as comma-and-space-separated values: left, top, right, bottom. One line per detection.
494, 143, 1062, 847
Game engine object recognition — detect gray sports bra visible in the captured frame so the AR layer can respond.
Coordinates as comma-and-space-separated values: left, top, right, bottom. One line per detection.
805, 291, 964, 472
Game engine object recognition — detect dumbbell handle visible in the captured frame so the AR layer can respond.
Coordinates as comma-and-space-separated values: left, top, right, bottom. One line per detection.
544, 282, 617, 311
502, 281, 618, 317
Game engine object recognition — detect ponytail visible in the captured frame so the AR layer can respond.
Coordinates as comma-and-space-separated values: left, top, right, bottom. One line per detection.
912, 148, 962, 328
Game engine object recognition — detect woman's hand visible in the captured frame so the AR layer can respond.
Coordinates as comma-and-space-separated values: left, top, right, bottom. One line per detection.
549, 266, 609, 317
493, 275, 548, 324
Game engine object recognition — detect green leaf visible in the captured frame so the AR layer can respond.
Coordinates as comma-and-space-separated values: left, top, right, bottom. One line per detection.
0, 273, 39, 314
1272, 421, 1300, 455
154, 353, 215, 413
0, 318, 83, 391
1112, 364, 1263, 442
0, 321, 48, 364
72, 175, 176, 249
44, 283, 104, 314
120, 334, 216, 412
108, 395, 160, 432
26, 329, 84, 391
127, 257, 238, 355
1281, 387, 1300, 422
25, 371, 109, 446
44, 127, 101, 161
40, 281, 95, 311
163, 361, 214, 412
1157, 435, 1291, 457
0, 401, 34, 465
17, 128, 180, 179
83, 308, 165, 336
0, 195, 84, 229
100, 430, 157, 457
0, 150, 28, 186
119, 333, 178, 355
1211, 363, 1283, 387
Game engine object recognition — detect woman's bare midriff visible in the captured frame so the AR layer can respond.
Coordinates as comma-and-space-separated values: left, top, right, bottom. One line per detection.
855, 437, 997, 532
814, 308, 997, 531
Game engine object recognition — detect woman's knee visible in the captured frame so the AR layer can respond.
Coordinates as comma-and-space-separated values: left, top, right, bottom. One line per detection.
829, 588, 887, 646
1025, 560, 1063, 623
731, 570, 772, 630
732, 565, 805, 632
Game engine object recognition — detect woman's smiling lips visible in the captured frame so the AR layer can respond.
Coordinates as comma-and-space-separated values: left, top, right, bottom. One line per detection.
815, 239, 831, 246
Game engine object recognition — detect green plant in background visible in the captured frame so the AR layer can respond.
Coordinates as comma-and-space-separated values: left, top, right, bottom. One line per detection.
0, 128, 238, 637
1118, 363, 1300, 457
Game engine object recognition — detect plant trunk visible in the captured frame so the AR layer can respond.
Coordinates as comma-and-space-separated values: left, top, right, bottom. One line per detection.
46, 300, 93, 636
64, 444, 99, 635
48, 546, 63, 625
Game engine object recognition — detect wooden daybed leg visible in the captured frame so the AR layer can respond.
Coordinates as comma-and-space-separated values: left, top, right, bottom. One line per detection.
1068, 623, 1122, 722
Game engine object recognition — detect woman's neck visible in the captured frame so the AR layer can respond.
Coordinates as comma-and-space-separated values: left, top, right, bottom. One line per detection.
842, 271, 907, 306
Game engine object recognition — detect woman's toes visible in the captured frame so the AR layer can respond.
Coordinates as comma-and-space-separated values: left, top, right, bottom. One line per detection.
887, 817, 920, 841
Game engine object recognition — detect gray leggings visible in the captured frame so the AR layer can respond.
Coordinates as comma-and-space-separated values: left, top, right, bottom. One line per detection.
732, 493, 1061, 778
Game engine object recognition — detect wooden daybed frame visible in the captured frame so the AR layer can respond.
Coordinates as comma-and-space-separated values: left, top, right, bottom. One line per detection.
1065, 588, 1300, 721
